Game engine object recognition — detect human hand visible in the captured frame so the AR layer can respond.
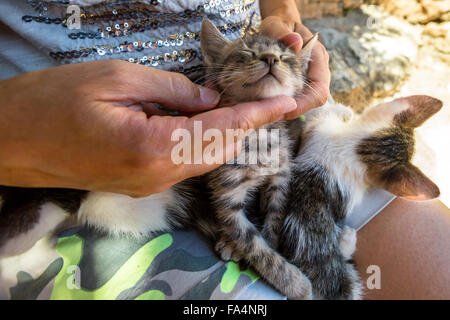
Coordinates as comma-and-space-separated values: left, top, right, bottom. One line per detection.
0, 60, 296, 197
259, 14, 331, 119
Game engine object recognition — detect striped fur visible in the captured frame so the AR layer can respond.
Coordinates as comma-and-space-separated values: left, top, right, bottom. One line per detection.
199, 19, 317, 299
280, 96, 441, 299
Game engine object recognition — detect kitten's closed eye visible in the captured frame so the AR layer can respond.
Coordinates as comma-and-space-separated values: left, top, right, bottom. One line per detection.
230, 50, 255, 63
241, 49, 256, 57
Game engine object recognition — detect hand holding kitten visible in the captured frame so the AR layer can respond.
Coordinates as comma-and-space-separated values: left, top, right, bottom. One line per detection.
0, 60, 296, 197
259, 0, 331, 118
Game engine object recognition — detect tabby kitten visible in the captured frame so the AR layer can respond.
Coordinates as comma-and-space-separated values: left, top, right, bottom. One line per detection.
280, 96, 442, 299
198, 19, 319, 299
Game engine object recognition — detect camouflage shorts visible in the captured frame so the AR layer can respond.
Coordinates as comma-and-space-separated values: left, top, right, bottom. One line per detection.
0, 227, 284, 300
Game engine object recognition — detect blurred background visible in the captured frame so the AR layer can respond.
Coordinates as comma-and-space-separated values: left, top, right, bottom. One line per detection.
295, 0, 450, 207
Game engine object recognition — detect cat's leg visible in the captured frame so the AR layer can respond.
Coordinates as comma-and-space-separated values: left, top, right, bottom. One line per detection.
214, 211, 312, 299
261, 169, 291, 249
308, 102, 354, 122
209, 170, 312, 299
78, 188, 180, 238
209, 169, 264, 263
336, 227, 363, 298
328, 103, 354, 122
339, 225, 357, 260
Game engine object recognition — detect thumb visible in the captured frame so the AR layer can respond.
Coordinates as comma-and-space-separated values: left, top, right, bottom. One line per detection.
193, 95, 297, 139
171, 95, 297, 177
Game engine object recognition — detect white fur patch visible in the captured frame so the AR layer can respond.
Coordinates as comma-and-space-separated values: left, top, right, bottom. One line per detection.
296, 103, 370, 210
339, 225, 357, 260
258, 82, 296, 99
78, 189, 176, 238
298, 102, 398, 213
360, 98, 410, 126
0, 203, 69, 257
300, 100, 410, 213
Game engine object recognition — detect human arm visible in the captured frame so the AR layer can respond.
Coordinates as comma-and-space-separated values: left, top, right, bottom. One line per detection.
0, 60, 296, 197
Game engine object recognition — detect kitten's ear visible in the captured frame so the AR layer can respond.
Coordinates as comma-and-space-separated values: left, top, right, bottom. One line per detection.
373, 163, 440, 201
394, 95, 443, 128
299, 33, 319, 61
201, 19, 230, 65
236, 37, 248, 49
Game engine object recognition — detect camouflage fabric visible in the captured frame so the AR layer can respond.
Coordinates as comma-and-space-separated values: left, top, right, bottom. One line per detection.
0, 227, 285, 300
0, 185, 395, 300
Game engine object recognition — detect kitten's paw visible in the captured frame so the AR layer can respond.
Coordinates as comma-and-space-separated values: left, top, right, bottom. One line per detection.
261, 228, 279, 249
329, 104, 354, 122
286, 267, 313, 300
215, 237, 243, 262
341, 107, 354, 122
339, 225, 357, 260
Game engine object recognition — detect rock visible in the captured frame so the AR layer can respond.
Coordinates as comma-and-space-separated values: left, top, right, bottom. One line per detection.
422, 22, 450, 62
304, 5, 421, 112
422, 0, 450, 22
435, 37, 450, 54
343, 0, 363, 10
442, 11, 450, 21
423, 21, 450, 37
296, 0, 363, 19
370, 0, 450, 24
369, 0, 426, 23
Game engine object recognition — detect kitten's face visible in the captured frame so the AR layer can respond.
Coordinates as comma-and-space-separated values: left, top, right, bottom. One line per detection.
200, 19, 317, 102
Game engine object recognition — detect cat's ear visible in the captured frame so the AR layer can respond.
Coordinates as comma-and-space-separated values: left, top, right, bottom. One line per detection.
236, 37, 248, 49
299, 33, 319, 62
394, 95, 443, 128
360, 95, 442, 127
201, 19, 230, 65
373, 163, 440, 201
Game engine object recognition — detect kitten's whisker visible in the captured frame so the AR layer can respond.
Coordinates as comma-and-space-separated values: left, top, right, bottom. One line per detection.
195, 72, 243, 85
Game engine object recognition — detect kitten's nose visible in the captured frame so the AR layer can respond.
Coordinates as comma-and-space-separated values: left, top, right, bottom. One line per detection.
260, 53, 279, 67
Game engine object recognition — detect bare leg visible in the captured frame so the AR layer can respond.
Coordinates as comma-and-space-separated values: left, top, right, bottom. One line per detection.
354, 198, 450, 299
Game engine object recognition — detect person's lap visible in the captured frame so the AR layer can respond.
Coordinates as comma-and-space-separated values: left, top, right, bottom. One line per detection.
354, 197, 450, 299
1, 191, 448, 300
0, 223, 285, 300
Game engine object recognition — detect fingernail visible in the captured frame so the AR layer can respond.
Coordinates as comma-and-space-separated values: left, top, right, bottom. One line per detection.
281, 33, 303, 53
284, 99, 298, 113
198, 86, 220, 105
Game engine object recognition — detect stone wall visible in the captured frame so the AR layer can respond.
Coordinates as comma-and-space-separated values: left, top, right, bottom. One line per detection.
296, 0, 363, 19
303, 5, 421, 112
297, 0, 450, 23
296, 2, 449, 110
368, 0, 450, 24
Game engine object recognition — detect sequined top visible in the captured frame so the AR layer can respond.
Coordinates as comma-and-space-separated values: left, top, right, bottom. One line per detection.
0, 0, 261, 81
